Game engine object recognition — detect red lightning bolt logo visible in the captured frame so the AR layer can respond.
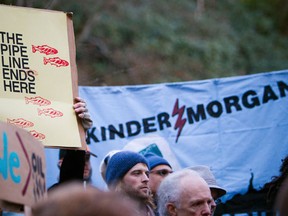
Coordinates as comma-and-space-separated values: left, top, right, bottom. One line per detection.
172, 98, 187, 143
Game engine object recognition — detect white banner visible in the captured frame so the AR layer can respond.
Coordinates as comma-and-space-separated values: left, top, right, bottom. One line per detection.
46, 70, 288, 202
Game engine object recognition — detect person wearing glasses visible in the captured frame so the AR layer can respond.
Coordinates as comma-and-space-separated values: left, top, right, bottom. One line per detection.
144, 153, 173, 196
144, 153, 173, 216
157, 169, 216, 216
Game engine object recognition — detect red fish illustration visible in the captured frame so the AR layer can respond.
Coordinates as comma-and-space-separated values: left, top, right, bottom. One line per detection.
38, 108, 63, 118
32, 45, 58, 55
29, 130, 46, 140
43, 57, 69, 67
7, 118, 34, 128
25, 96, 51, 106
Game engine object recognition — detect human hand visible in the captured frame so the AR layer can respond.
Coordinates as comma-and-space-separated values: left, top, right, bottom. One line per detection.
73, 97, 93, 130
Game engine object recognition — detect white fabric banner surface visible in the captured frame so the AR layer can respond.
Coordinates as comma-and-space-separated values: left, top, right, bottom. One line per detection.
46, 70, 288, 201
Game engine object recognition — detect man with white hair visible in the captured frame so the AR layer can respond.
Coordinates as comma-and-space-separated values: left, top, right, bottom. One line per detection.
157, 169, 216, 216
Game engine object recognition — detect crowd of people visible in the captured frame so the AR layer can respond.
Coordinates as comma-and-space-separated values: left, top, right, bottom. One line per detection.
1, 97, 287, 216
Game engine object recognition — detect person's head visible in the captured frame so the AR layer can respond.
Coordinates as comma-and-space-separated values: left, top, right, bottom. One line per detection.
275, 177, 288, 216
157, 169, 216, 216
32, 182, 136, 216
144, 153, 173, 195
105, 151, 150, 200
58, 149, 93, 182
83, 152, 92, 182
99, 150, 121, 183
187, 165, 226, 201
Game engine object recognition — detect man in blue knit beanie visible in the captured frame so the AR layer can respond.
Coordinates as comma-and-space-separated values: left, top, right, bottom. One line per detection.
105, 150, 155, 216
144, 153, 173, 216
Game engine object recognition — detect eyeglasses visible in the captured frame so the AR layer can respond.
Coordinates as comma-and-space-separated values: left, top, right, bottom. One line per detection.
150, 169, 173, 177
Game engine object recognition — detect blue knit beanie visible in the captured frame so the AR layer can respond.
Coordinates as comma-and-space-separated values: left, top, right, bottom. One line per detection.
144, 153, 171, 170
105, 151, 149, 187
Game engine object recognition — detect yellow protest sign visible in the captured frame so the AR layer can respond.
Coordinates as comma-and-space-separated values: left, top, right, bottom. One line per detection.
0, 5, 85, 148
0, 122, 46, 211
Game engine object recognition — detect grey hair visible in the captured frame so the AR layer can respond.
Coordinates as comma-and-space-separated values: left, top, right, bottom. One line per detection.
157, 169, 200, 216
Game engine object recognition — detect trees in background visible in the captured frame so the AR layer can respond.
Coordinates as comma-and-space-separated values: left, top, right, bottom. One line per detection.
1, 0, 288, 86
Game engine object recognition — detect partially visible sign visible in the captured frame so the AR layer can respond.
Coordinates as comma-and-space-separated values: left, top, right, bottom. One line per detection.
0, 122, 46, 211
0, 5, 85, 148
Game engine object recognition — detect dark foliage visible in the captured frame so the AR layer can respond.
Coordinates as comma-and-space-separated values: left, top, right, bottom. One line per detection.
1, 0, 288, 86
